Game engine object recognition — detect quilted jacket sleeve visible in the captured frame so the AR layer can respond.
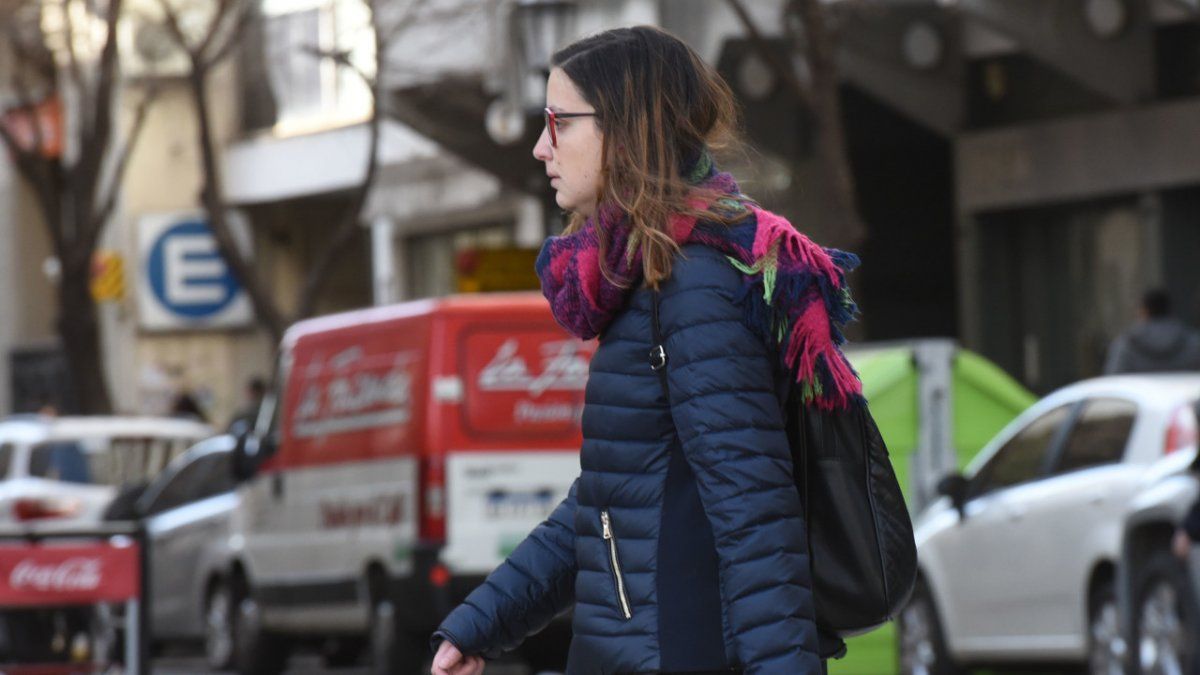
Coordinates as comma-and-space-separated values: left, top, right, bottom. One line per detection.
432, 479, 579, 658
660, 250, 823, 674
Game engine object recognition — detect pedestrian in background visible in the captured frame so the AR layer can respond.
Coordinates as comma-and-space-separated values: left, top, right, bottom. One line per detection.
1106, 289, 1200, 374
227, 376, 267, 435
431, 26, 863, 675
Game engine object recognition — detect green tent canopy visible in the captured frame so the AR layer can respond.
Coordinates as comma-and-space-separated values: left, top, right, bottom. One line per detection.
845, 343, 1036, 499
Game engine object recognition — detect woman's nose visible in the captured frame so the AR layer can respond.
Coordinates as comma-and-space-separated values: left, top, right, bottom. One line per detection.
533, 127, 553, 161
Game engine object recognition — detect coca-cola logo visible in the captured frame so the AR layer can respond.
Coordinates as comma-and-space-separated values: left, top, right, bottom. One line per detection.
10, 557, 102, 592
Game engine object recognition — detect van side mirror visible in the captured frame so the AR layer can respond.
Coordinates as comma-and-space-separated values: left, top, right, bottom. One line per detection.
232, 430, 274, 483
937, 473, 969, 520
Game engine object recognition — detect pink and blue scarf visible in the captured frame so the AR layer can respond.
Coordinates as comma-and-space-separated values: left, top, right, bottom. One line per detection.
535, 155, 863, 411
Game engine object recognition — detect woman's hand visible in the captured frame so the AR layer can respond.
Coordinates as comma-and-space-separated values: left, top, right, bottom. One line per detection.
1173, 527, 1193, 560
432, 640, 484, 675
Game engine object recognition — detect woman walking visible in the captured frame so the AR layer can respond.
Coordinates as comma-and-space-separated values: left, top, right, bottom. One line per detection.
432, 25, 861, 675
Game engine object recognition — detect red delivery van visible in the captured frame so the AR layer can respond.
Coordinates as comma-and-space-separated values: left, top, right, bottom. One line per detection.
227, 293, 594, 674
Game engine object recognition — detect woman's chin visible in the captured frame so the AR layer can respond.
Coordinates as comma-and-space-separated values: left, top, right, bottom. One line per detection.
555, 193, 579, 214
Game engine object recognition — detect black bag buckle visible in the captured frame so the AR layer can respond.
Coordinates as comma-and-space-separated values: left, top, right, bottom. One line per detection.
649, 344, 668, 371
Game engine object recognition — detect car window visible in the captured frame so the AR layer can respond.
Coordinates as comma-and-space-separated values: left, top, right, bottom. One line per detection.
970, 404, 1074, 498
0, 444, 12, 479
1052, 398, 1138, 474
147, 454, 223, 515
97, 436, 198, 486
28, 442, 92, 484
204, 452, 235, 497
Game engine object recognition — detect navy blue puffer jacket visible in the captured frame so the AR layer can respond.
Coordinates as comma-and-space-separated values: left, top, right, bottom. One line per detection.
434, 244, 825, 674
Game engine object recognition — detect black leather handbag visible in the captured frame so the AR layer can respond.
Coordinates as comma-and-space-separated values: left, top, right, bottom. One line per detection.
650, 290, 917, 638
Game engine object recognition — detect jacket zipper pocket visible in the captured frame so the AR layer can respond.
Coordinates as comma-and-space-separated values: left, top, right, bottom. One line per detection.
600, 510, 633, 619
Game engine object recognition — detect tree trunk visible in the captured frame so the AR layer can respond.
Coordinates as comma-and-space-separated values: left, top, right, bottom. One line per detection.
56, 251, 112, 414
794, 0, 867, 251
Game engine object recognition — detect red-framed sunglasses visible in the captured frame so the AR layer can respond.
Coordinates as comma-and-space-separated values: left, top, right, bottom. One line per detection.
544, 107, 597, 148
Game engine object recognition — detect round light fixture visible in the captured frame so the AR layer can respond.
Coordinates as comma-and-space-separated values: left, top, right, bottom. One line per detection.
485, 98, 526, 146
737, 53, 776, 101
902, 21, 944, 71
1084, 0, 1127, 39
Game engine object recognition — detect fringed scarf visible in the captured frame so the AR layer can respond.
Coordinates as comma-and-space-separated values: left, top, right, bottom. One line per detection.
535, 153, 863, 411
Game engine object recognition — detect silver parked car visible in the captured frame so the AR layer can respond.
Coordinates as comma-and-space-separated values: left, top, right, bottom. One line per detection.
136, 436, 241, 670
898, 374, 1200, 675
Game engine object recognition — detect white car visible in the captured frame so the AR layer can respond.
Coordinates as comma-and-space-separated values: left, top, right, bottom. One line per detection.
898, 373, 1200, 675
0, 415, 213, 528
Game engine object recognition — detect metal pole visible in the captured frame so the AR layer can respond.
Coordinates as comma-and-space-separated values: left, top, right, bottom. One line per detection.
136, 524, 149, 675
371, 215, 398, 306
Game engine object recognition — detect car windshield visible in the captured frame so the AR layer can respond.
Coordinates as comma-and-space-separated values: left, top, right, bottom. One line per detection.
28, 436, 197, 486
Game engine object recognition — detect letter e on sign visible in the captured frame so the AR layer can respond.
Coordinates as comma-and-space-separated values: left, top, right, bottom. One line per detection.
138, 212, 254, 330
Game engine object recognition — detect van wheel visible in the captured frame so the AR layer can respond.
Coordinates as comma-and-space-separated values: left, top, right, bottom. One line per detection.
369, 597, 426, 674
1132, 549, 1197, 675
896, 579, 962, 675
232, 591, 289, 675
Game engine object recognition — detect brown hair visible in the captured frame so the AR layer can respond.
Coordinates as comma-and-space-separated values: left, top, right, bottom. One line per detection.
551, 26, 747, 288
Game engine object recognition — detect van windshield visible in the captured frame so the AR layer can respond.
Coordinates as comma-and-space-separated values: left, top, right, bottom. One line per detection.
29, 436, 196, 486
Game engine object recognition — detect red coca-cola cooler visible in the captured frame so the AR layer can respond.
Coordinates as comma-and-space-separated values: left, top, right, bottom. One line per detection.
0, 525, 148, 674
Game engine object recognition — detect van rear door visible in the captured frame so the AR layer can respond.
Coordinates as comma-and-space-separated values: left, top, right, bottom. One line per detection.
437, 320, 595, 575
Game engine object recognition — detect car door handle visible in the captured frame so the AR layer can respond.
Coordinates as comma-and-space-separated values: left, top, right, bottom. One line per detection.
1007, 506, 1026, 521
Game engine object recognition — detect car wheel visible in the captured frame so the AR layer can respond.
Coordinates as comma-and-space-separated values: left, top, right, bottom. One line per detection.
897, 579, 962, 675
232, 591, 289, 675
204, 580, 235, 671
1087, 580, 1126, 675
1132, 549, 1197, 675
369, 597, 427, 675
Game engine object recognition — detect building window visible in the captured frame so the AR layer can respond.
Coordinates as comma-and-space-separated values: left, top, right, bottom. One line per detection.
262, 0, 374, 134
406, 224, 515, 300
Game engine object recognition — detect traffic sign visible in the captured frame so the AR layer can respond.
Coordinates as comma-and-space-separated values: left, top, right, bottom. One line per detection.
91, 250, 125, 302
137, 211, 253, 330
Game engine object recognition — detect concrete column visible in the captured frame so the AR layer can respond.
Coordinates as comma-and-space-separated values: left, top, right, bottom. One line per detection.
394, 235, 409, 301
514, 195, 544, 248
0, 160, 16, 414
371, 215, 399, 306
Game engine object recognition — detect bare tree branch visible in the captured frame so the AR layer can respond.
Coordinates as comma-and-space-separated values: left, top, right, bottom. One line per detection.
71, 0, 124, 240
59, 0, 90, 103
155, 0, 192, 58
195, 0, 236, 61
294, 0, 427, 318
92, 86, 159, 238
724, 0, 812, 107
161, 0, 287, 338
295, 68, 383, 319
203, 2, 255, 70
303, 45, 371, 86
378, 0, 429, 47
787, 0, 866, 247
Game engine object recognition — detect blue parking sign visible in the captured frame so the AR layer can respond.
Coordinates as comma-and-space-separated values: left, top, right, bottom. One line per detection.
138, 212, 253, 330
